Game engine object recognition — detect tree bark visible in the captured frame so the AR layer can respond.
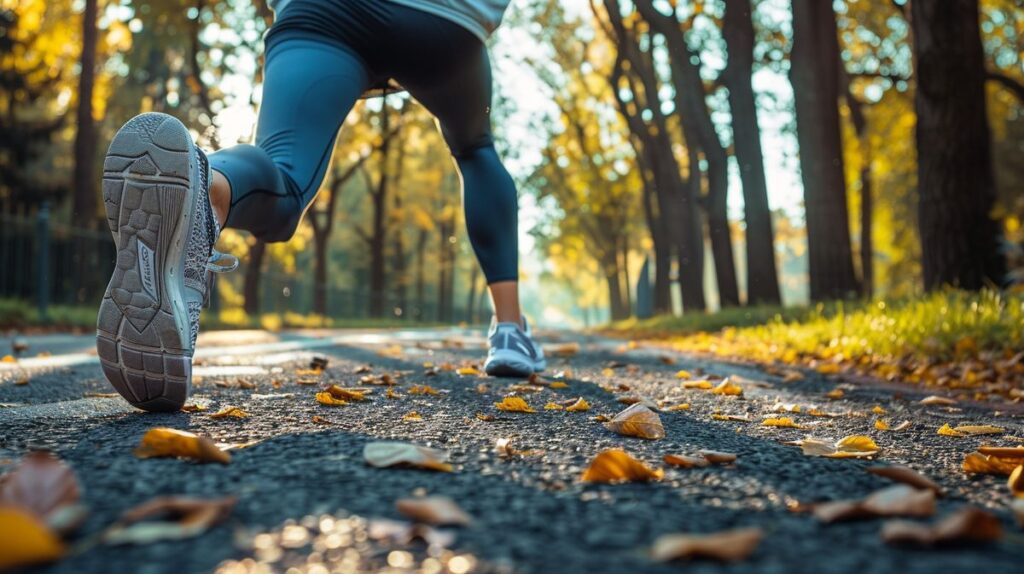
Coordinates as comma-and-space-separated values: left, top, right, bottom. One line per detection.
72, 0, 98, 225
722, 0, 782, 305
790, 0, 860, 301
911, 0, 1005, 290
414, 228, 427, 320
243, 240, 267, 317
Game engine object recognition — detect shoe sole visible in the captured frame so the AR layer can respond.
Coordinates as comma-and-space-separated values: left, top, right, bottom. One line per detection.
96, 113, 199, 412
484, 350, 546, 378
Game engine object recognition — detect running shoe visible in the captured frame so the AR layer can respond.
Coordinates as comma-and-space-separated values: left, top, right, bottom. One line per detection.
483, 316, 546, 377
96, 113, 236, 412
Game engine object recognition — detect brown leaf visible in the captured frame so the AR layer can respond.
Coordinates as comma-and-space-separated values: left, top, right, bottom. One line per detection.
962, 452, 1022, 475
475, 413, 496, 422
814, 485, 935, 523
650, 527, 763, 562
1009, 465, 1024, 497
548, 342, 580, 357
0, 452, 81, 528
698, 450, 737, 464
881, 507, 1002, 546
326, 385, 369, 401
363, 441, 452, 472
395, 496, 471, 526
102, 496, 236, 545
663, 454, 710, 468
367, 519, 456, 548
565, 397, 590, 412
209, 406, 249, 419
0, 507, 65, 569
603, 404, 665, 440
315, 392, 347, 406
711, 379, 743, 396
867, 466, 943, 495
977, 446, 1024, 458
133, 428, 231, 464
580, 449, 663, 483
797, 436, 879, 459
919, 395, 957, 406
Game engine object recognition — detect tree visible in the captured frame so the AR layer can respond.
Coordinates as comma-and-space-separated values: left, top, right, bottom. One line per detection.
72, 0, 98, 225
721, 0, 782, 305
790, 0, 860, 301
911, 0, 1005, 289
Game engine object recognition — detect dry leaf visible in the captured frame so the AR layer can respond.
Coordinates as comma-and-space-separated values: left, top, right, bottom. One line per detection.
962, 452, 1022, 475
386, 388, 402, 399
209, 406, 249, 419
826, 389, 844, 399
593, 414, 610, 422
408, 385, 440, 396
580, 449, 663, 483
544, 402, 564, 410
978, 446, 1024, 458
180, 404, 208, 413
817, 364, 841, 375
133, 428, 230, 464
0, 452, 81, 530
867, 466, 943, 495
566, 397, 590, 412
650, 527, 763, 563
311, 416, 332, 425
603, 404, 665, 440
762, 417, 804, 429
494, 396, 536, 413
772, 403, 802, 413
364, 442, 452, 472
395, 496, 471, 526
402, 411, 424, 422
548, 342, 580, 357
871, 405, 886, 414
665, 403, 691, 411
315, 392, 347, 407
919, 395, 957, 406
326, 385, 368, 401
881, 508, 1002, 546
954, 425, 1004, 435
102, 496, 236, 545
475, 413, 495, 422
675, 370, 693, 379
782, 370, 805, 383
699, 450, 737, 464
682, 380, 713, 390
711, 379, 743, 396
711, 414, 753, 422
549, 381, 569, 389
456, 367, 480, 376
875, 419, 890, 431
813, 485, 935, 523
1007, 465, 1023, 497
0, 507, 64, 569
797, 435, 879, 459
495, 438, 543, 458
663, 454, 710, 468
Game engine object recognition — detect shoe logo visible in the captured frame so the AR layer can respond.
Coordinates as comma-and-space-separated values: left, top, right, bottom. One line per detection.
137, 240, 158, 300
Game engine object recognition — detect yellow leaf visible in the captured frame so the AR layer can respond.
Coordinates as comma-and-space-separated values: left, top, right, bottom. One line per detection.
544, 402, 564, 410
711, 414, 752, 422
817, 364, 841, 375
0, 507, 65, 569
601, 368, 615, 377
919, 395, 957, 406
181, 404, 208, 413
762, 417, 803, 429
711, 379, 743, 396
872, 405, 886, 415
665, 403, 691, 411
826, 389, 844, 399
456, 367, 480, 376
1, 355, 16, 363
494, 396, 536, 413
326, 385, 368, 401
682, 380, 713, 390
953, 425, 1004, 436
402, 411, 423, 422
798, 435, 879, 459
1007, 465, 1023, 497
604, 404, 665, 439
133, 428, 230, 464
565, 397, 590, 412
549, 382, 569, 389
386, 388, 402, 399
548, 342, 581, 357
782, 370, 805, 383
675, 370, 693, 379
209, 407, 249, 419
962, 452, 1022, 475
580, 449, 663, 483
663, 454, 710, 468
408, 385, 440, 396
875, 419, 890, 431
593, 414, 610, 422
315, 392, 347, 407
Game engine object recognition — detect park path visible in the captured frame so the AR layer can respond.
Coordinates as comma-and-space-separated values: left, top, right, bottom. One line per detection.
0, 327, 1021, 573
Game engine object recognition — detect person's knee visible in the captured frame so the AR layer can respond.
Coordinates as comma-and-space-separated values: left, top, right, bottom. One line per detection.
211, 145, 303, 242
447, 132, 495, 160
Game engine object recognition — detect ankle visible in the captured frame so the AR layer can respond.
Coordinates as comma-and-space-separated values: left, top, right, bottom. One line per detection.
210, 169, 230, 227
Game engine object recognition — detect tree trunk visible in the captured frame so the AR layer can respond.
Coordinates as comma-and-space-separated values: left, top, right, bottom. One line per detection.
414, 228, 427, 320
722, 0, 782, 305
637, 141, 673, 313
369, 111, 390, 318
72, 0, 98, 225
911, 0, 1004, 290
466, 265, 479, 324
312, 232, 328, 316
790, 0, 860, 301
243, 240, 267, 317
860, 165, 873, 298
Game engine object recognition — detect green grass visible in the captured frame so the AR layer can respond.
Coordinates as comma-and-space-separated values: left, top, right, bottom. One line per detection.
0, 298, 98, 331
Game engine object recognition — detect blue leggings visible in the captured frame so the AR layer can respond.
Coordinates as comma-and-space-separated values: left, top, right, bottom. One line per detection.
209, 0, 518, 283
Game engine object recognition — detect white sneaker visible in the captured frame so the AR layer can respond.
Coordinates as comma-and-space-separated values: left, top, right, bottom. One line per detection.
483, 316, 546, 377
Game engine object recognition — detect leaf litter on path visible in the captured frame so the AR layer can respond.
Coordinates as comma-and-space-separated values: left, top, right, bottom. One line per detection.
881, 507, 1002, 546
580, 449, 663, 483
102, 496, 236, 545
867, 466, 943, 495
0, 451, 83, 532
812, 485, 936, 523
650, 527, 763, 563
133, 428, 231, 464
395, 496, 471, 526
364, 442, 452, 472
792, 435, 879, 459
603, 404, 665, 439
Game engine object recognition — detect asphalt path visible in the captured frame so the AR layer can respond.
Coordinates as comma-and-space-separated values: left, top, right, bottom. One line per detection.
1, 328, 1022, 573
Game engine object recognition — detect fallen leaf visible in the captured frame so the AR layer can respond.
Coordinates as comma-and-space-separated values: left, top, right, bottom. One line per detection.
699, 450, 737, 464
817, 364, 841, 375
813, 485, 935, 524
544, 402, 564, 410
875, 419, 890, 431
826, 389, 844, 399
977, 446, 1024, 458
772, 403, 802, 414
962, 452, 1022, 475
315, 392, 347, 407
0, 452, 81, 530
593, 414, 610, 422
367, 519, 456, 548
711, 379, 743, 396
549, 381, 569, 389
311, 416, 332, 424
1008, 465, 1023, 497
871, 405, 886, 414
408, 385, 440, 396
133, 428, 230, 464
604, 404, 665, 440
102, 496, 236, 545
402, 411, 423, 422
495, 438, 543, 458
782, 370, 805, 383
326, 385, 368, 401
395, 496, 471, 526
665, 403, 691, 411
580, 449, 663, 483
15, 377, 28, 386
475, 413, 496, 422
867, 466, 943, 495
650, 527, 763, 563
566, 397, 590, 412
663, 454, 710, 468
881, 507, 1001, 546
919, 395, 957, 406
548, 342, 580, 357
1, 354, 15, 363
180, 404, 208, 413
0, 507, 65, 569
682, 380, 713, 390
954, 425, 1004, 435
675, 370, 693, 379
797, 435, 879, 459
456, 367, 481, 376
711, 414, 753, 422
494, 396, 536, 413
309, 356, 329, 371
386, 388, 402, 399
209, 406, 249, 419
762, 417, 804, 429
364, 442, 452, 472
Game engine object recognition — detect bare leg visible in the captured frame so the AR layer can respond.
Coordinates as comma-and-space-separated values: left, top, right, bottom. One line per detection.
211, 169, 230, 227
488, 280, 522, 325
